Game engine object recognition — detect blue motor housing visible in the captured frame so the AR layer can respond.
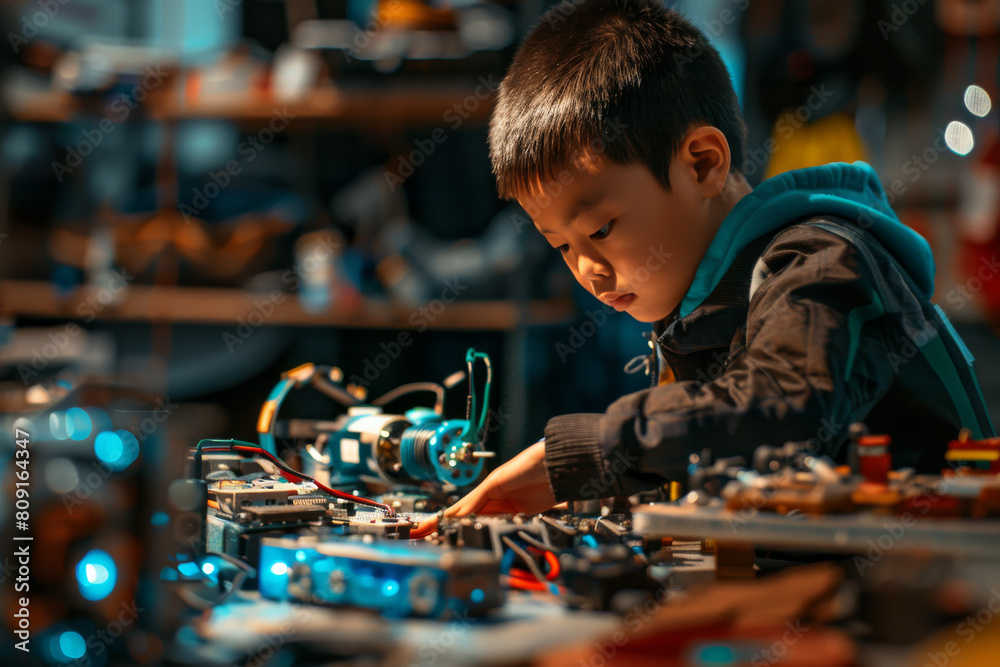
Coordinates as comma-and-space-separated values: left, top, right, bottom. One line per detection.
324, 408, 484, 488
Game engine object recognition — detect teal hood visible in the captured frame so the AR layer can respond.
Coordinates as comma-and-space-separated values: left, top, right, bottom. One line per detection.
678, 161, 935, 318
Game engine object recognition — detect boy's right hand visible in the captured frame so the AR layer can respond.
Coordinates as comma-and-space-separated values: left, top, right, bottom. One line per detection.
411, 440, 557, 537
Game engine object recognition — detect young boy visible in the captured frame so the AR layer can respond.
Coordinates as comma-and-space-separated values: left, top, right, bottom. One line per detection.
439, 0, 995, 519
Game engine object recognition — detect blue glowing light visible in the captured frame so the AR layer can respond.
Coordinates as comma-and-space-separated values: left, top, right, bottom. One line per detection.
270, 562, 289, 576
177, 561, 200, 577
151, 511, 169, 526
66, 407, 93, 441
75, 550, 116, 601
58, 631, 86, 660
382, 579, 399, 596
470, 588, 484, 603
94, 430, 140, 471
202, 562, 216, 575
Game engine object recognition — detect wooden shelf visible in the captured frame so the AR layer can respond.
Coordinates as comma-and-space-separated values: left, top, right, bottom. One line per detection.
0, 280, 573, 331
5, 84, 493, 128
5, 89, 81, 122
150, 85, 493, 127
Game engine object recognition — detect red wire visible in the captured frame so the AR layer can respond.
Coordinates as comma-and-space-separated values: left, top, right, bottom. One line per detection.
507, 576, 549, 591
200, 444, 396, 516
542, 551, 560, 579
507, 544, 561, 596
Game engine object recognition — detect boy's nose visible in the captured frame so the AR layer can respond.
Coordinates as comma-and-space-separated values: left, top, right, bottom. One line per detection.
577, 252, 611, 281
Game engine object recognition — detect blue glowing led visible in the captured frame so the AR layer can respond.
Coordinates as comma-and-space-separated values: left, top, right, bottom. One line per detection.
202, 562, 215, 575
58, 631, 86, 660
94, 430, 140, 471
270, 562, 289, 576
697, 644, 736, 665
75, 550, 116, 601
66, 407, 93, 441
295, 550, 307, 562
177, 561, 200, 577
470, 588, 484, 603
151, 511, 169, 526
382, 579, 399, 596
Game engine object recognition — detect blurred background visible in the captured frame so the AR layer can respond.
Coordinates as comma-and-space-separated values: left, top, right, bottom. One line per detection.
0, 0, 998, 664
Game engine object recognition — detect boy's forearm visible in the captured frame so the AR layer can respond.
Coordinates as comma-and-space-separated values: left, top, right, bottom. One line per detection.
542, 413, 604, 502
542, 413, 673, 503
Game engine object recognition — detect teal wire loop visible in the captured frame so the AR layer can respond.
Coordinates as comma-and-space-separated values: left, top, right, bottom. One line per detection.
462, 348, 492, 441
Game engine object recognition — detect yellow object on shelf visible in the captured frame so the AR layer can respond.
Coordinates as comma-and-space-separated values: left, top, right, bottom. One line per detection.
765, 111, 868, 180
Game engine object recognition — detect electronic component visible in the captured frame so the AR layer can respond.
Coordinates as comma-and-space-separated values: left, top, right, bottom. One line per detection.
204, 508, 414, 571
258, 348, 496, 490
258, 536, 502, 618
946, 429, 1000, 472
631, 423, 1000, 564
202, 475, 416, 569
557, 544, 658, 611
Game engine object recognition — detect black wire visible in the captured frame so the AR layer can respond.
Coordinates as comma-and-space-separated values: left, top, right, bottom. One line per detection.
540, 515, 577, 536
595, 516, 626, 537
501, 535, 549, 585
372, 382, 446, 413
516, 530, 554, 553
311, 370, 364, 406
172, 552, 256, 610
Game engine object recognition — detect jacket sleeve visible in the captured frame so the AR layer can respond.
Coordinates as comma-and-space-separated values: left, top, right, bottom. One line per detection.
542, 224, 897, 503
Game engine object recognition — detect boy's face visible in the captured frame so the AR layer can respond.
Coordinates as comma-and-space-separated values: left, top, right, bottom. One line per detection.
517, 157, 721, 323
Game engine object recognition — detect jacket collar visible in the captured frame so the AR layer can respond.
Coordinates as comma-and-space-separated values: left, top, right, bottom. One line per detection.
650, 224, 786, 355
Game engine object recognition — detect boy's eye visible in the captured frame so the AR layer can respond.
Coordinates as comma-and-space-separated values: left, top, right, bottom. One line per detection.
557, 244, 570, 253
590, 219, 616, 240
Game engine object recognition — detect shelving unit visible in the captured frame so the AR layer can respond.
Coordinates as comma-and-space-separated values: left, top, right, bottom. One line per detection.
5, 83, 494, 127
0, 67, 571, 456
0, 279, 572, 331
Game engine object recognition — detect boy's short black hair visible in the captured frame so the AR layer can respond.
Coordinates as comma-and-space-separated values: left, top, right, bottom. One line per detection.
488, 0, 747, 200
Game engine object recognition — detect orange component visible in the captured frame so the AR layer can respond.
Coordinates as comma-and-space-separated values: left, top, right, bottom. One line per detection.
284, 363, 316, 383
257, 399, 278, 433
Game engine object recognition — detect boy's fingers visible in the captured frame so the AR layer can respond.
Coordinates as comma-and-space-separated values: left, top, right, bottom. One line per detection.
446, 474, 499, 517
449, 494, 484, 517
478, 499, 518, 515
410, 516, 439, 539
442, 493, 476, 518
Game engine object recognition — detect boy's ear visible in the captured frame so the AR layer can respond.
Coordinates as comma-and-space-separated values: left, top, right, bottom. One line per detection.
677, 126, 732, 199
